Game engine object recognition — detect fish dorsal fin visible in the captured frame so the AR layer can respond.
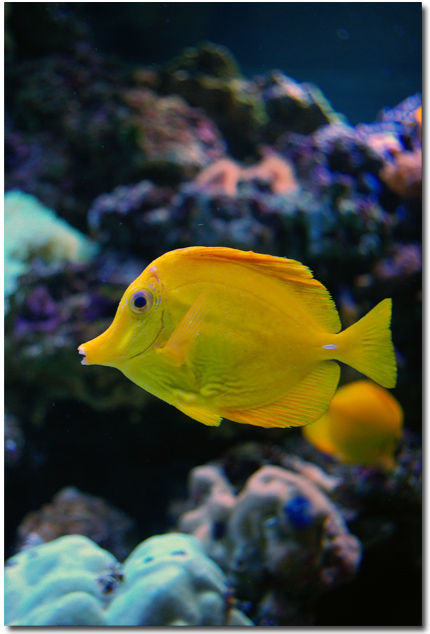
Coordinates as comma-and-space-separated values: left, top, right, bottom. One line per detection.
221, 360, 340, 428
183, 246, 315, 284
182, 247, 341, 333
158, 288, 210, 366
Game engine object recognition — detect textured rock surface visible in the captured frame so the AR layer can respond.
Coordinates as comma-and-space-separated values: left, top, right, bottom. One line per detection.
16, 486, 136, 561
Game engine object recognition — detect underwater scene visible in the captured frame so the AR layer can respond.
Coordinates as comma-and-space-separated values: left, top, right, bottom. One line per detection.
4, 2, 422, 627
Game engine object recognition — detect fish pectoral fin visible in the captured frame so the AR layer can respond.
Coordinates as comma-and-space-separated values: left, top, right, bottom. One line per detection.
174, 399, 222, 427
158, 289, 211, 367
221, 361, 341, 428
156, 344, 184, 366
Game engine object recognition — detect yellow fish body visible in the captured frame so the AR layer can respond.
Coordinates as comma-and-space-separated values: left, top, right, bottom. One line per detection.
78, 247, 397, 428
302, 380, 403, 469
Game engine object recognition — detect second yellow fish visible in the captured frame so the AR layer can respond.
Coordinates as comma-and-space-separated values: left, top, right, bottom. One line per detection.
78, 247, 397, 428
302, 380, 403, 469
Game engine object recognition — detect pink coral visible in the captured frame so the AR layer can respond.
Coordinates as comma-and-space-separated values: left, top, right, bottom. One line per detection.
195, 150, 298, 196
380, 147, 422, 199
244, 148, 299, 194
195, 158, 242, 196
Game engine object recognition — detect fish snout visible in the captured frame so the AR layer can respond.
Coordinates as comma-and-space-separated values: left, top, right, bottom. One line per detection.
78, 325, 120, 367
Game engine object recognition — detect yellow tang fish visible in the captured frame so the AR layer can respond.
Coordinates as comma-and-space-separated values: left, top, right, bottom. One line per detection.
302, 380, 403, 469
78, 247, 397, 428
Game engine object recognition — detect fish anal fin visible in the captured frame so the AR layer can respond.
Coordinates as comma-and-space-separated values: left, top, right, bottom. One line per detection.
158, 289, 210, 366
221, 361, 341, 428
174, 400, 222, 427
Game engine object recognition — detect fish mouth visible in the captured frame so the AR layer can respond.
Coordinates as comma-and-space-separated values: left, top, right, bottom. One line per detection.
78, 345, 87, 365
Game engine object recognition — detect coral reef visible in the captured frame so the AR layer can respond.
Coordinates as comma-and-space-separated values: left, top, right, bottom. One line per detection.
214, 439, 422, 530
5, 38, 224, 226
5, 533, 253, 626
85, 95, 422, 298
87, 180, 177, 260
356, 94, 422, 200
87, 169, 393, 286
158, 41, 267, 157
107, 533, 252, 625
5, 38, 137, 227
157, 43, 344, 157
176, 465, 237, 567
371, 242, 421, 288
123, 87, 226, 178
379, 147, 421, 199
16, 486, 136, 561
4, 254, 151, 424
4, 5, 422, 625
5, 535, 117, 626
173, 437, 421, 624
4, 191, 97, 309
296, 432, 422, 615
176, 462, 361, 624
195, 149, 298, 195
257, 71, 345, 141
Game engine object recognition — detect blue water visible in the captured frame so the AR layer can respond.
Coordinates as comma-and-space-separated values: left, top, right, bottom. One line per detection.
78, 2, 422, 124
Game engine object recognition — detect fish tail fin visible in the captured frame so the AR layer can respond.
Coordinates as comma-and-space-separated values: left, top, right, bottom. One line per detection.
336, 298, 397, 388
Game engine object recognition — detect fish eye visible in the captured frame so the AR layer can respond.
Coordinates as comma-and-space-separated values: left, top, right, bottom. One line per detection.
129, 290, 153, 314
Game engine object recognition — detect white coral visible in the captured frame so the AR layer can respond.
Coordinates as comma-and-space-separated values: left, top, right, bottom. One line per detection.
5, 191, 97, 309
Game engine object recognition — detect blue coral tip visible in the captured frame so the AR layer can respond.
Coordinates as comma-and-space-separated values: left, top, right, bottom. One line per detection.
283, 495, 313, 529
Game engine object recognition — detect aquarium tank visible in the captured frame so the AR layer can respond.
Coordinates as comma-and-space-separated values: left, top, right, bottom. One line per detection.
4, 2, 422, 626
